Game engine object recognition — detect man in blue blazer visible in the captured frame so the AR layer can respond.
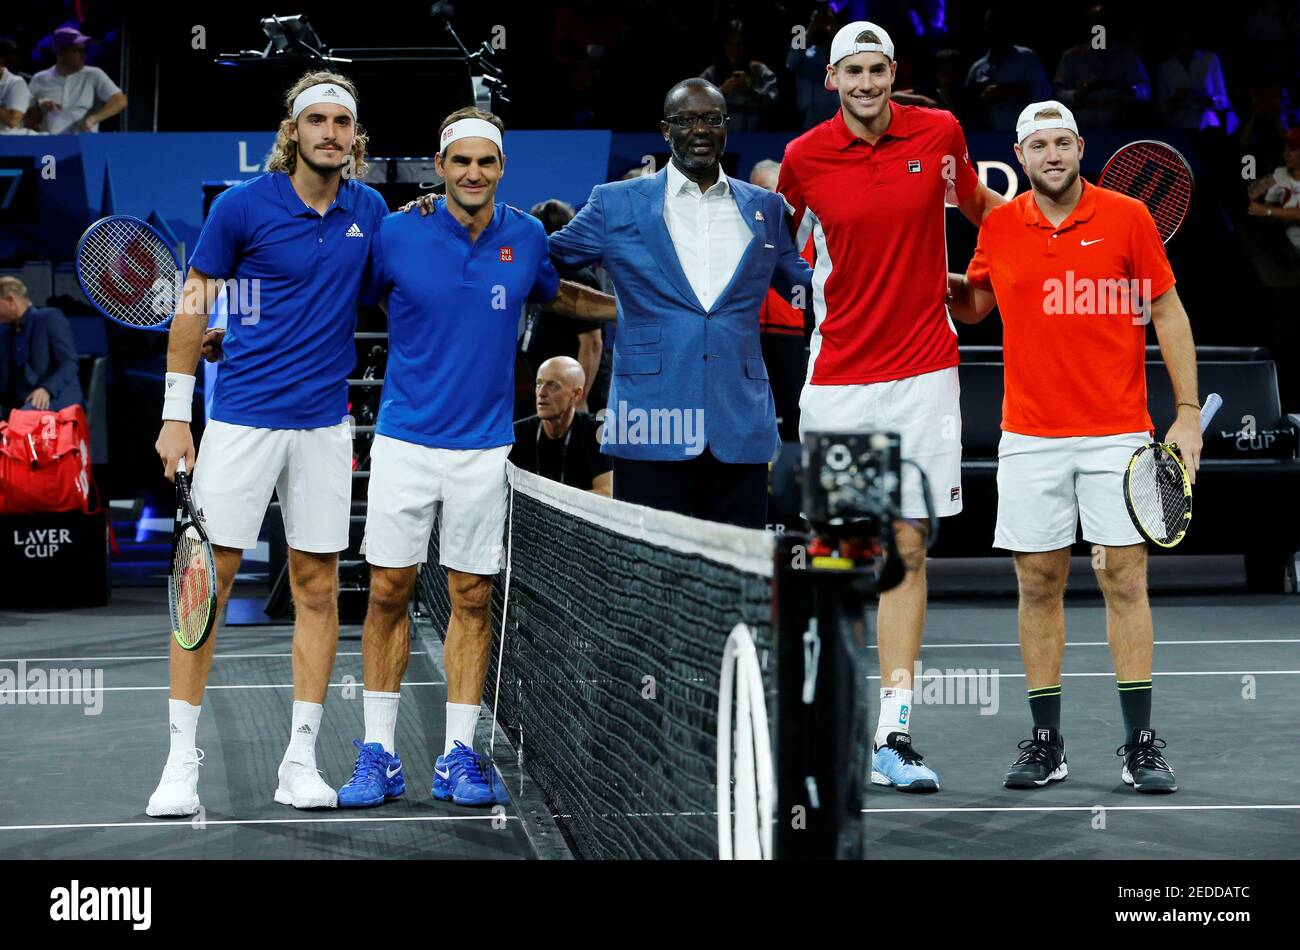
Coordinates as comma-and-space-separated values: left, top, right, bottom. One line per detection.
549, 79, 813, 529
0, 277, 83, 415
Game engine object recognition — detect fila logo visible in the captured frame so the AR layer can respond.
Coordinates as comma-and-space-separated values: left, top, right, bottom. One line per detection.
499, 246, 513, 262
1080, 238, 1104, 246
1036, 728, 1051, 742
345, 223, 364, 238
907, 160, 922, 173
950, 487, 961, 501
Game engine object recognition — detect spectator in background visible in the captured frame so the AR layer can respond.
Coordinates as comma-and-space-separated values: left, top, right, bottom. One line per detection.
0, 38, 32, 133
786, 6, 841, 131
522, 199, 606, 415
700, 20, 779, 132
1247, 127, 1300, 253
510, 356, 612, 495
29, 0, 121, 71
1054, 4, 1151, 128
964, 6, 1051, 129
894, 48, 965, 117
26, 27, 125, 133
1156, 30, 1233, 133
0, 276, 83, 415
1239, 81, 1292, 171
750, 159, 809, 442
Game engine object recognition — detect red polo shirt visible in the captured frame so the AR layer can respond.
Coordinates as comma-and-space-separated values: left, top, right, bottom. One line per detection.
966, 180, 1176, 437
778, 103, 979, 385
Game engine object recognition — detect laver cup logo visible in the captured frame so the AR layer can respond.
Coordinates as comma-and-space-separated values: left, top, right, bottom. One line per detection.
13, 528, 73, 559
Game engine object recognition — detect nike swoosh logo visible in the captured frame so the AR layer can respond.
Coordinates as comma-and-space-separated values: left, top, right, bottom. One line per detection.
1080, 238, 1104, 246
434, 766, 449, 780
386, 764, 402, 778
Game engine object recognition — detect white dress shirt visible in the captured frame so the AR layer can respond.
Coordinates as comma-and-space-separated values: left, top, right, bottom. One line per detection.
662, 160, 753, 311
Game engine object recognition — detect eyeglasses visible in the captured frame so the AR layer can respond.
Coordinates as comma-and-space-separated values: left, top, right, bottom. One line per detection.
663, 113, 730, 129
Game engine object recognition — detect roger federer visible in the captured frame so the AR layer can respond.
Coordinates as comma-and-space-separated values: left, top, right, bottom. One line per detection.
949, 101, 1201, 792
336, 108, 615, 808
149, 72, 388, 817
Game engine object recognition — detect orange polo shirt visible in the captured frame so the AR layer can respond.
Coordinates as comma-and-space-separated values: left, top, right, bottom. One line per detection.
966, 180, 1176, 437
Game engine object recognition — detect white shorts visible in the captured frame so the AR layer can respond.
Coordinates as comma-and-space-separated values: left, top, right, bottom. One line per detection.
191, 419, 353, 552
362, 435, 510, 574
995, 430, 1148, 551
799, 366, 963, 519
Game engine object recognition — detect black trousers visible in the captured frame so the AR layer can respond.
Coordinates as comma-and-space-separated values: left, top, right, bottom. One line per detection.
611, 447, 769, 530
760, 330, 809, 443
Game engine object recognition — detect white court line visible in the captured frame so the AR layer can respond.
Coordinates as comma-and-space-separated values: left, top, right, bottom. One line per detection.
0, 814, 510, 832
865, 804, 1300, 814
4, 681, 445, 696
0, 652, 425, 663
867, 670, 1300, 681
889, 639, 1300, 649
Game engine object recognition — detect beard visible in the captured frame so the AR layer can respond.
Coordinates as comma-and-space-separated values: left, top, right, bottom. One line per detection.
672, 140, 721, 173
1030, 165, 1079, 201
298, 145, 346, 177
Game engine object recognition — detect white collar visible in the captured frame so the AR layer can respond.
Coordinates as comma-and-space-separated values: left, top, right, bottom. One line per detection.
666, 159, 730, 197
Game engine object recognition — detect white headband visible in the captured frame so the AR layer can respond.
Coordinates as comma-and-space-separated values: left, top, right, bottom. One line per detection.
292, 83, 357, 122
440, 117, 503, 155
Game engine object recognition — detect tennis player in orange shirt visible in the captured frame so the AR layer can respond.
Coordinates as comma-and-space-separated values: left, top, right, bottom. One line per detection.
948, 101, 1202, 793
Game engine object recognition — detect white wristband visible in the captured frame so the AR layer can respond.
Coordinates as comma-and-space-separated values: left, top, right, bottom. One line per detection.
162, 372, 196, 423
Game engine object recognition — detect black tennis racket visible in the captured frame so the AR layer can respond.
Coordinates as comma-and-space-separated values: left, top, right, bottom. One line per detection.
1098, 140, 1195, 244
75, 214, 183, 330
1123, 393, 1222, 549
169, 458, 218, 651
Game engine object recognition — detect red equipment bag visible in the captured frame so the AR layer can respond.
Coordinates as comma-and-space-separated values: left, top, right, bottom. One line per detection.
0, 405, 100, 515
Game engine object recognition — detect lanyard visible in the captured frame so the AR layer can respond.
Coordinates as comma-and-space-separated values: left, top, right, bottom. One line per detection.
536, 420, 573, 486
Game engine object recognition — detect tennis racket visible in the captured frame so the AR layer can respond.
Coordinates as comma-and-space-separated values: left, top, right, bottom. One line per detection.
1098, 140, 1194, 244
75, 214, 184, 329
1123, 393, 1222, 548
168, 458, 218, 651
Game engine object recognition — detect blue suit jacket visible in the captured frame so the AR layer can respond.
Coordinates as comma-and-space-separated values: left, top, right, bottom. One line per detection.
548, 168, 813, 464
0, 306, 84, 413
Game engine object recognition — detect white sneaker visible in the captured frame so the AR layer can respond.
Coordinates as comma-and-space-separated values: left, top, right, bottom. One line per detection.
274, 759, 337, 809
146, 748, 204, 817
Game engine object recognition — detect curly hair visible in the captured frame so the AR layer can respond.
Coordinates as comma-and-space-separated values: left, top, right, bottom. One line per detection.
265, 71, 369, 178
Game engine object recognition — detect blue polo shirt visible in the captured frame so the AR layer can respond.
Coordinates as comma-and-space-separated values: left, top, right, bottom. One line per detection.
368, 199, 559, 449
189, 171, 388, 429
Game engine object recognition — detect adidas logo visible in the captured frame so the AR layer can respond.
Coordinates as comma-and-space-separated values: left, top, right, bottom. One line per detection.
296, 724, 313, 735
170, 723, 181, 734
345, 223, 364, 238
322, 87, 339, 98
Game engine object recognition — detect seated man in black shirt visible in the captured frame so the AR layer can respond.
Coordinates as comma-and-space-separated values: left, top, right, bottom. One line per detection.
511, 356, 612, 495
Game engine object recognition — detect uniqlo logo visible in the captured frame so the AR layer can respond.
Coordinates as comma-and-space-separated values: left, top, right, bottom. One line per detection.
499, 247, 513, 262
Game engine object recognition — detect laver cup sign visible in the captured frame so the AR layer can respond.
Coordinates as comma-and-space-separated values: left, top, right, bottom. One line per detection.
13, 527, 74, 559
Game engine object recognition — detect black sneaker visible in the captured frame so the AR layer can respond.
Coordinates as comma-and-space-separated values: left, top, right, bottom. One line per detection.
1004, 726, 1068, 788
1118, 728, 1178, 793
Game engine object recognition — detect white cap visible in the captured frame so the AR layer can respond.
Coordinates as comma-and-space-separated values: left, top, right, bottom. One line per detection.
829, 20, 895, 66
1015, 100, 1079, 143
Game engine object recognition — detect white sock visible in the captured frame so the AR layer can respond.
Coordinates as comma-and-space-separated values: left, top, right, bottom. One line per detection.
444, 702, 480, 756
167, 698, 201, 763
875, 688, 913, 750
363, 690, 401, 754
285, 700, 323, 766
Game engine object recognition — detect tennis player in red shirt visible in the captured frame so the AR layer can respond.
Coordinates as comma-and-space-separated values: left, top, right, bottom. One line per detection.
778, 21, 1005, 792
949, 101, 1202, 793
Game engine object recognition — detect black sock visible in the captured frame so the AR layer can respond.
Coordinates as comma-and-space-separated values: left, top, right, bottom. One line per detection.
1117, 679, 1153, 740
1027, 684, 1061, 732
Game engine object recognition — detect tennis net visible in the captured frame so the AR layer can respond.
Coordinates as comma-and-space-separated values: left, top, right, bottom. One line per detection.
413, 465, 777, 860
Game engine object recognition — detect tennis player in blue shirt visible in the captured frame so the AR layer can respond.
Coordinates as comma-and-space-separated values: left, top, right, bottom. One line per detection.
336, 108, 616, 808
148, 71, 388, 818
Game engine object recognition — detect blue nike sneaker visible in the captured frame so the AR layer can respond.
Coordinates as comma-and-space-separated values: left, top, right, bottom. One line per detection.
870, 732, 940, 792
432, 741, 495, 807
338, 739, 405, 808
